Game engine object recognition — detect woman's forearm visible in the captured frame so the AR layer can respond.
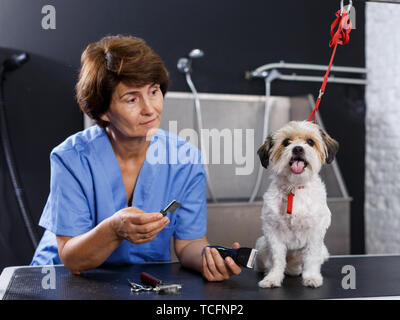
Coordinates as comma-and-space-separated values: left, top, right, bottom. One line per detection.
58, 207, 168, 274
176, 238, 243, 282
176, 237, 209, 273
57, 217, 122, 274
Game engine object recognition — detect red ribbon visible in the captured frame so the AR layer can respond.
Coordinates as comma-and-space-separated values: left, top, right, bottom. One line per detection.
308, 9, 352, 123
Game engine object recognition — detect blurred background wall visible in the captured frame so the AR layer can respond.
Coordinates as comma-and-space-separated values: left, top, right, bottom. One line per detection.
0, 0, 366, 270
365, 3, 400, 253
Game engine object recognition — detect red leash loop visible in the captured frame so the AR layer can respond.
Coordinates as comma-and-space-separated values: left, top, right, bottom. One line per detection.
287, 192, 294, 214
307, 9, 352, 123
286, 186, 304, 214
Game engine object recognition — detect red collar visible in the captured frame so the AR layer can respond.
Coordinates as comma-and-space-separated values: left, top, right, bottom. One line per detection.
287, 186, 304, 214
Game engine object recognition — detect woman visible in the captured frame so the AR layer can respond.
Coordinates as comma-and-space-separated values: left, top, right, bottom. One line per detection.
31, 35, 241, 281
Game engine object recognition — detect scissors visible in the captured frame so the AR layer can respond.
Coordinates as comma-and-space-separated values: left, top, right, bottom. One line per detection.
127, 279, 153, 293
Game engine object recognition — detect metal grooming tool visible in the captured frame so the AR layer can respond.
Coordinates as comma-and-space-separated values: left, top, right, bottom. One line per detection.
140, 272, 182, 294
127, 279, 153, 293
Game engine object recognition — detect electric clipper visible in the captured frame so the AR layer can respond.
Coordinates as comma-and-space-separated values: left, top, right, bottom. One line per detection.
203, 245, 258, 269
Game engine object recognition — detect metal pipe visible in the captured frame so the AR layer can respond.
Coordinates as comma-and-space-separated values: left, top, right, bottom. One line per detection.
278, 74, 368, 85
247, 61, 367, 80
354, 0, 400, 4
185, 72, 218, 203
249, 74, 272, 203
177, 49, 218, 203
307, 94, 351, 200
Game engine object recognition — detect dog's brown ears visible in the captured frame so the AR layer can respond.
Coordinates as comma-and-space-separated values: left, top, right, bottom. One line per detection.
257, 135, 273, 169
320, 129, 339, 164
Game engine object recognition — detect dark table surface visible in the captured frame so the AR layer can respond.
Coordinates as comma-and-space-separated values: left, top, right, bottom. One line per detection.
1, 255, 400, 300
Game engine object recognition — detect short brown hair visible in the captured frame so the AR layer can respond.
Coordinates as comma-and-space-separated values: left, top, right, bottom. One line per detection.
75, 35, 169, 128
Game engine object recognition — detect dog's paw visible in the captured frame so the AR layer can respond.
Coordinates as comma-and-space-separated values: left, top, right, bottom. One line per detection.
258, 274, 283, 288
302, 274, 323, 288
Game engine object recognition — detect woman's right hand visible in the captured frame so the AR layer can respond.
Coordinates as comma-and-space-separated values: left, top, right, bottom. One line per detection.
109, 207, 170, 244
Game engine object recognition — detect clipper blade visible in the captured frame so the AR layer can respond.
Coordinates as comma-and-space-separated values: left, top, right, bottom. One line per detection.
246, 248, 258, 269
236, 247, 258, 269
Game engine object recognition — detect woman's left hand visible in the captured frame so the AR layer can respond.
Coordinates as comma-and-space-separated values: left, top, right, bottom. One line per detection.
201, 242, 242, 281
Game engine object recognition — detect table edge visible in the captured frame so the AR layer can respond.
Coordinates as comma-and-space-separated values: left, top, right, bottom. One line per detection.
2, 256, 400, 300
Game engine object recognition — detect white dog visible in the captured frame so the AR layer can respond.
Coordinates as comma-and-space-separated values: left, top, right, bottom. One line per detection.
255, 120, 339, 288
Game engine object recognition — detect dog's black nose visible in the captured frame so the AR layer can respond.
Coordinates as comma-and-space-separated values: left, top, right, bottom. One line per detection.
292, 146, 304, 155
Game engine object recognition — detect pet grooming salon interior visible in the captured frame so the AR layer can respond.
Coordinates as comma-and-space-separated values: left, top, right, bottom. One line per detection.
1, 0, 400, 301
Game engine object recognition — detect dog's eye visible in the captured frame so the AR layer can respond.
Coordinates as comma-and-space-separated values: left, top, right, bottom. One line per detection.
282, 139, 290, 147
307, 138, 315, 147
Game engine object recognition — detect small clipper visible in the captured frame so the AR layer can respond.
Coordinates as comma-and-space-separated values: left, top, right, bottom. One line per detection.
160, 200, 181, 216
204, 245, 258, 269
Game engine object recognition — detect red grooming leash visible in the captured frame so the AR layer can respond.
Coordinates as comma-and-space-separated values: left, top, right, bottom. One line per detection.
287, 7, 352, 214
307, 9, 352, 123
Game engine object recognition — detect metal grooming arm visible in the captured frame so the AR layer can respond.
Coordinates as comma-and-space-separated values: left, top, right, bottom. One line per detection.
245, 61, 368, 85
354, 0, 400, 4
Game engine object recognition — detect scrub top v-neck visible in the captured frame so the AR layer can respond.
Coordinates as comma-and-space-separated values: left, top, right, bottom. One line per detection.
31, 125, 207, 266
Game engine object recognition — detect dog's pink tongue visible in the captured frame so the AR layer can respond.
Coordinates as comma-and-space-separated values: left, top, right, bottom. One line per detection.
291, 160, 305, 174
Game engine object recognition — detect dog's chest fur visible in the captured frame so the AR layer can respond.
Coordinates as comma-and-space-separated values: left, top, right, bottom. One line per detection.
261, 175, 330, 250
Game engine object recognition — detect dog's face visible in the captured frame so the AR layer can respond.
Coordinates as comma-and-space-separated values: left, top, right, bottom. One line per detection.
257, 121, 339, 183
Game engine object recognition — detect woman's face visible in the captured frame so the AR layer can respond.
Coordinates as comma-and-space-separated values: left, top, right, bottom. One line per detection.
101, 81, 163, 138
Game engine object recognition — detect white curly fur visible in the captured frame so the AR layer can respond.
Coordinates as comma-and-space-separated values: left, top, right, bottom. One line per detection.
255, 121, 335, 288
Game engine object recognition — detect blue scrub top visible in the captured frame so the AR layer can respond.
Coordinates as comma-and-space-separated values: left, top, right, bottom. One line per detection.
31, 125, 207, 266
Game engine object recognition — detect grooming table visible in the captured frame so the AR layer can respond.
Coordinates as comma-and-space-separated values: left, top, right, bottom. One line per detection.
1, 255, 400, 300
